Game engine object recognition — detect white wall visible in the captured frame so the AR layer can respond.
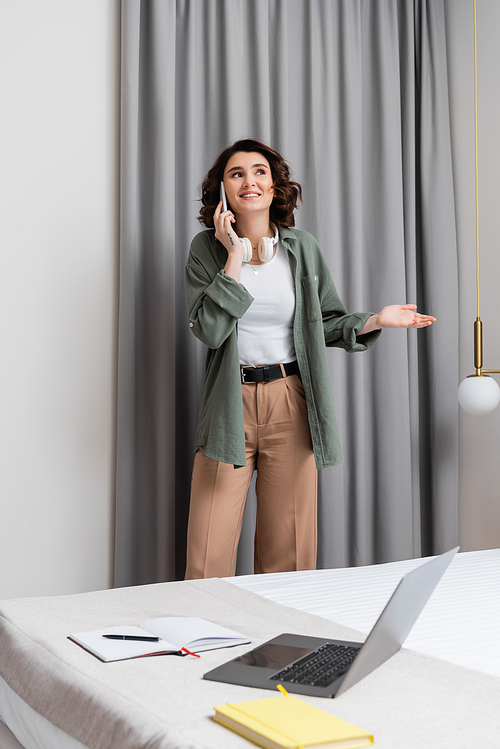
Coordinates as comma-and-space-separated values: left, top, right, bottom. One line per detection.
445, 0, 500, 551
0, 0, 119, 598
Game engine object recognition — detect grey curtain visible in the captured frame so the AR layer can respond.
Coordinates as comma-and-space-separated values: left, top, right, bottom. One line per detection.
115, 0, 458, 586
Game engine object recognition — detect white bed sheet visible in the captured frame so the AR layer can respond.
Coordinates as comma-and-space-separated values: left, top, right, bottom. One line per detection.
0, 675, 86, 749
228, 548, 500, 678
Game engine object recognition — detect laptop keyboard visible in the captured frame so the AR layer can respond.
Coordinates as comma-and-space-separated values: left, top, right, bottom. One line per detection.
269, 642, 360, 688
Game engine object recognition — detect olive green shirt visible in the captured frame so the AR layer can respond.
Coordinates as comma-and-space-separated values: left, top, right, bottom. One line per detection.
185, 228, 381, 469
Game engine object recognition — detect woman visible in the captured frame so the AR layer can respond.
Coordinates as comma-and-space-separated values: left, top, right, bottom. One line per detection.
184, 139, 435, 580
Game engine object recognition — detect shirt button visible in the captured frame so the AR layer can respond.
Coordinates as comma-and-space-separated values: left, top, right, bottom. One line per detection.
189, 323, 193, 327
314, 275, 318, 281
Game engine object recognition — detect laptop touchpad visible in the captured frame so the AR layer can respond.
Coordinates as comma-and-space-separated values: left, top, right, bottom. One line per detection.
234, 643, 313, 670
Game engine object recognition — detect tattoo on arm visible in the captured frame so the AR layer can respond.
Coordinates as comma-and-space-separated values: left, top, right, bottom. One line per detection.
227, 234, 235, 246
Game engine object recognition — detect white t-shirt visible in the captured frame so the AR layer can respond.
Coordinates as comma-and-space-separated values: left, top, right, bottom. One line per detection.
238, 240, 296, 366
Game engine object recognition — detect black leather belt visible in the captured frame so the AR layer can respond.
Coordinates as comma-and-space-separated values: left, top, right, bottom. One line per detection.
240, 360, 300, 384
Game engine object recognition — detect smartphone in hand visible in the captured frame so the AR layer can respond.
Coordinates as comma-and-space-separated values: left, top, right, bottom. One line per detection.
220, 181, 228, 212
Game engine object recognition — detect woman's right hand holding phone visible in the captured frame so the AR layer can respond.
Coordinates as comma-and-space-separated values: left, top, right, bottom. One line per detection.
214, 200, 240, 254
214, 200, 244, 282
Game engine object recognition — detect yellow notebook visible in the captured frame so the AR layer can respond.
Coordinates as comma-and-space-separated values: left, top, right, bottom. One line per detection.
213, 688, 373, 749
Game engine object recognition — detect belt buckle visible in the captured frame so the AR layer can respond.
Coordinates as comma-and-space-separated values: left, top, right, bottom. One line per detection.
241, 366, 249, 384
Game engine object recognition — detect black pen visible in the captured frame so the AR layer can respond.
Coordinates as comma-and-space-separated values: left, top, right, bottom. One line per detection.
102, 634, 160, 642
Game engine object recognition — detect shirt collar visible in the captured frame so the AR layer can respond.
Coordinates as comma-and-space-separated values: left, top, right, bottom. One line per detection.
279, 227, 298, 251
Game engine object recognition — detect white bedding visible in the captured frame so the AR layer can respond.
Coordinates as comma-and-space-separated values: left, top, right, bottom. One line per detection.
0, 549, 498, 749
229, 548, 500, 678
0, 677, 86, 749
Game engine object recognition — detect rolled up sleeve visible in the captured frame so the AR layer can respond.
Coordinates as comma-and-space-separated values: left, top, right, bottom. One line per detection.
186, 265, 254, 349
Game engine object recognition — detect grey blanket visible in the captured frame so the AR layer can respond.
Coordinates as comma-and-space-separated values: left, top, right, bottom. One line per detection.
0, 578, 498, 749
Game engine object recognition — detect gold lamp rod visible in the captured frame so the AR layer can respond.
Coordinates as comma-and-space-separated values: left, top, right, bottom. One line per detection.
472, 0, 500, 377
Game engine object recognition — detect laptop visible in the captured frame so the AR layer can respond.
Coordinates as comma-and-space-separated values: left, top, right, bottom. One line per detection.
204, 546, 459, 698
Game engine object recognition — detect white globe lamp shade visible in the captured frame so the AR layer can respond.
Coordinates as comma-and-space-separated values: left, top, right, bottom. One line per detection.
458, 375, 500, 415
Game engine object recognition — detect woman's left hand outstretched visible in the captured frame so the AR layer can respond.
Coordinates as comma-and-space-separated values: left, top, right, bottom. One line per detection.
375, 304, 436, 329
359, 304, 436, 336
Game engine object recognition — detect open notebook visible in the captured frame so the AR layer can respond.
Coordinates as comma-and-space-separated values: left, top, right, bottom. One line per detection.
69, 617, 250, 662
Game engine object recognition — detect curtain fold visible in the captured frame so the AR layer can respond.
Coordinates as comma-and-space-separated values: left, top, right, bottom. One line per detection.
116, 0, 458, 586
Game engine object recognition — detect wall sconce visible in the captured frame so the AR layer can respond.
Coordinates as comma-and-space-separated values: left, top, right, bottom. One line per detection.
458, 0, 500, 415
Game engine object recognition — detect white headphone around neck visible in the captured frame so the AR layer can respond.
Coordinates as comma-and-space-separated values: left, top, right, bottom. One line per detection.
240, 228, 279, 264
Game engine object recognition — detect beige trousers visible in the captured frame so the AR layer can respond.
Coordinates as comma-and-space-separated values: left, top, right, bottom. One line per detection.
185, 373, 318, 579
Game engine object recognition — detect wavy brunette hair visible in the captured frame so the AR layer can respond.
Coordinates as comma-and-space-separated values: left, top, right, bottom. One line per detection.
198, 139, 302, 229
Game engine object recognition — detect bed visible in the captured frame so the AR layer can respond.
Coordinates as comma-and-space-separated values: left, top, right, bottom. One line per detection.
0, 549, 499, 749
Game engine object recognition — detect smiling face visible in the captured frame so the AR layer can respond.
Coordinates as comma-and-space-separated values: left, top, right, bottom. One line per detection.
223, 151, 274, 218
